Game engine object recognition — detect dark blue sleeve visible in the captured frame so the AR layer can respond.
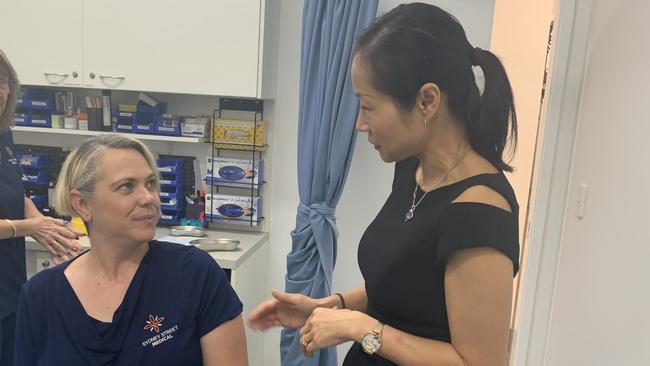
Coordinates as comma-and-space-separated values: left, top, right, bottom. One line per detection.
14, 283, 38, 366
188, 249, 243, 337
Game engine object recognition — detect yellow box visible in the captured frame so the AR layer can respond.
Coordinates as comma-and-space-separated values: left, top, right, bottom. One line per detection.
118, 104, 137, 112
211, 118, 267, 151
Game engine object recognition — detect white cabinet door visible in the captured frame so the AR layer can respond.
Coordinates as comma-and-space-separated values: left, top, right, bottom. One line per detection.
82, 0, 262, 97
0, 0, 84, 86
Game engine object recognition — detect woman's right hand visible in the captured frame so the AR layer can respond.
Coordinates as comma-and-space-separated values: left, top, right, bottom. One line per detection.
247, 290, 320, 331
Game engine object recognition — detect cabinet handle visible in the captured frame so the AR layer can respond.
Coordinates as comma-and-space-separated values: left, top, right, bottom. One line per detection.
99, 74, 126, 80
41, 260, 50, 268
98, 74, 126, 87
43, 72, 69, 84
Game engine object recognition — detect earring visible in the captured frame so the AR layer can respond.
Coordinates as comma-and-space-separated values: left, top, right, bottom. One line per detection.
423, 118, 429, 127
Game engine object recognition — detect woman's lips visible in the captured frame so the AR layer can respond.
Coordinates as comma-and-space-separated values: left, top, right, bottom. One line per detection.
134, 214, 156, 224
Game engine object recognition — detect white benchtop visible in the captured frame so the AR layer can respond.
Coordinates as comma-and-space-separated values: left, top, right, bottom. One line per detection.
25, 227, 268, 270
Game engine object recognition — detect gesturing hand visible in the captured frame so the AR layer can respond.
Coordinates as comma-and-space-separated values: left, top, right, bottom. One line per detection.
247, 290, 320, 331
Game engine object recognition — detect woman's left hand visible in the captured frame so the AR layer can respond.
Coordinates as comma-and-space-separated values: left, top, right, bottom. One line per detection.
28, 216, 84, 264
299, 307, 375, 357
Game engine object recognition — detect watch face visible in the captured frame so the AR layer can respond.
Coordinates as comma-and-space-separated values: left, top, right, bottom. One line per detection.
361, 334, 381, 354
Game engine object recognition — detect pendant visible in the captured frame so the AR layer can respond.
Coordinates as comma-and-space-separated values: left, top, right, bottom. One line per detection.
404, 209, 414, 222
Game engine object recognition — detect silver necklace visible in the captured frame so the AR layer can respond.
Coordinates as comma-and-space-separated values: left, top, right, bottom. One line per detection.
404, 147, 471, 222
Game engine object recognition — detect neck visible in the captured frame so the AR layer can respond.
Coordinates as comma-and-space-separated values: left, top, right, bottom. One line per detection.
86, 232, 149, 281
416, 117, 471, 189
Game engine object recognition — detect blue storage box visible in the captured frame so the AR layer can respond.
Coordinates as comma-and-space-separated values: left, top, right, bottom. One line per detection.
160, 196, 182, 211
29, 112, 52, 127
14, 110, 30, 126
16, 91, 30, 108
28, 89, 54, 110
17, 152, 50, 169
155, 114, 181, 136
159, 172, 182, 187
115, 111, 135, 132
157, 159, 183, 175
22, 168, 50, 185
133, 113, 157, 134
159, 210, 182, 224
159, 185, 182, 199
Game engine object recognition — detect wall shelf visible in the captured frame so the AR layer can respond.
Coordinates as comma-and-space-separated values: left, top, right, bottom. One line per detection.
12, 126, 204, 143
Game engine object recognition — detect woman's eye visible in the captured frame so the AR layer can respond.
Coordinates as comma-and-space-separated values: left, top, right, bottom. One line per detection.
118, 183, 133, 192
146, 180, 157, 190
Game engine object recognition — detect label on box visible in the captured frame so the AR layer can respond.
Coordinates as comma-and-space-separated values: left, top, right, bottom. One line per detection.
181, 122, 207, 137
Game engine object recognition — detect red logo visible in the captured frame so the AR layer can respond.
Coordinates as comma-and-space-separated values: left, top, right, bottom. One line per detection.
144, 314, 165, 333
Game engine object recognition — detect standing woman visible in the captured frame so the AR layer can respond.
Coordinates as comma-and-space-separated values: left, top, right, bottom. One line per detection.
0, 50, 81, 365
249, 3, 520, 366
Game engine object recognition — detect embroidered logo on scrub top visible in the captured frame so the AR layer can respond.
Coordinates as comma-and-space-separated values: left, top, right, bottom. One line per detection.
4, 146, 18, 166
144, 314, 165, 333
141, 314, 179, 348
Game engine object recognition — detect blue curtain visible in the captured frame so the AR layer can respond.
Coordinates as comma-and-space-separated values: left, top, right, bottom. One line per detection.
281, 1, 378, 365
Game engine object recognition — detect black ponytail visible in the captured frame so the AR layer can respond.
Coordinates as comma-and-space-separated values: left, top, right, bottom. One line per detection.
468, 48, 517, 172
355, 3, 518, 172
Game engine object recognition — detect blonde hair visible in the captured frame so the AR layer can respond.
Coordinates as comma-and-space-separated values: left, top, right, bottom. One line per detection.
54, 134, 160, 216
0, 49, 20, 132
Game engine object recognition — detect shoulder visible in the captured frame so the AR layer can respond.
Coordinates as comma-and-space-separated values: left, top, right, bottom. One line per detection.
21, 264, 64, 301
452, 184, 512, 212
149, 240, 220, 270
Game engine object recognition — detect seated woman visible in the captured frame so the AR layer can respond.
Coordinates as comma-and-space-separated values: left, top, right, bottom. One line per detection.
13, 135, 248, 365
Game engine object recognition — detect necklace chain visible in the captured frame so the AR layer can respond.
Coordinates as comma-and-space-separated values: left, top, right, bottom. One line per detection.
404, 147, 471, 222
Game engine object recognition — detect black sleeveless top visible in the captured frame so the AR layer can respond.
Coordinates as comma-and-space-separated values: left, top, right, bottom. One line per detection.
343, 157, 520, 365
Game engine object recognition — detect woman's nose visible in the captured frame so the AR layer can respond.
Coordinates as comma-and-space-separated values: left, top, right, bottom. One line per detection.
356, 113, 369, 132
138, 186, 159, 206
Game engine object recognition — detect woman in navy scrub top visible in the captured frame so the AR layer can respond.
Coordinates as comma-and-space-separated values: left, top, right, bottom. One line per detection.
0, 50, 83, 366
14, 135, 248, 365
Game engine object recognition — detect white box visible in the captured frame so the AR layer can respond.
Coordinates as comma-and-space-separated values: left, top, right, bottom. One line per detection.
205, 194, 262, 226
205, 157, 264, 186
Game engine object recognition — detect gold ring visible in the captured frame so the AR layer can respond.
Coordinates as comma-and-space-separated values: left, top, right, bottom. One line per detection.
300, 337, 308, 347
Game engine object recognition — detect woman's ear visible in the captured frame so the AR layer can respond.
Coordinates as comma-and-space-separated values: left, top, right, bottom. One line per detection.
70, 189, 92, 222
417, 82, 442, 121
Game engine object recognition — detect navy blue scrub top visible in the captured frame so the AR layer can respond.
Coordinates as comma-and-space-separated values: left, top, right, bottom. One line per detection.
0, 129, 26, 320
14, 241, 243, 365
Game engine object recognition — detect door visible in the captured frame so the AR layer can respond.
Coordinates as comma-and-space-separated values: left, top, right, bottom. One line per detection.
0, 0, 83, 86
82, 0, 262, 97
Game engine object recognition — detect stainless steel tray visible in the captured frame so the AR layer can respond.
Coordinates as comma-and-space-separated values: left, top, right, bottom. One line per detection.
189, 238, 240, 251
169, 226, 206, 237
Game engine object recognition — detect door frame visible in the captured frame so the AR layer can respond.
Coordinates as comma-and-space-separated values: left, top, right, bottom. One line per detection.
510, 0, 594, 364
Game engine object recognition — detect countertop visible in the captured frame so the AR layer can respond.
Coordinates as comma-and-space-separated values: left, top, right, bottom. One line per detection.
25, 227, 268, 270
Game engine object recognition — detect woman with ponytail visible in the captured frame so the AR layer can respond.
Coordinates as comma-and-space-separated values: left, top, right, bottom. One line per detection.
249, 3, 519, 365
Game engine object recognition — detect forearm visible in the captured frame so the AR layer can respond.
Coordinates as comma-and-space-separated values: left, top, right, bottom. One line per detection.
347, 318, 465, 366
24, 196, 42, 219
317, 285, 367, 312
0, 217, 35, 240
374, 325, 464, 366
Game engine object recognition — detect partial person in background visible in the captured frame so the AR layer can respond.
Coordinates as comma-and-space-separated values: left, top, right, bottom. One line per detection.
249, 3, 520, 366
14, 134, 248, 365
0, 49, 82, 366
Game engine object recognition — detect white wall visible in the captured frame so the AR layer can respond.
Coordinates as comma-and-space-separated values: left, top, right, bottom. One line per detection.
263, 1, 496, 365
539, 0, 650, 364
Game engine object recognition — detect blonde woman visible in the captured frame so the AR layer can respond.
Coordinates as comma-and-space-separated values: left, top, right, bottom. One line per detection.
14, 135, 248, 365
0, 50, 82, 365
